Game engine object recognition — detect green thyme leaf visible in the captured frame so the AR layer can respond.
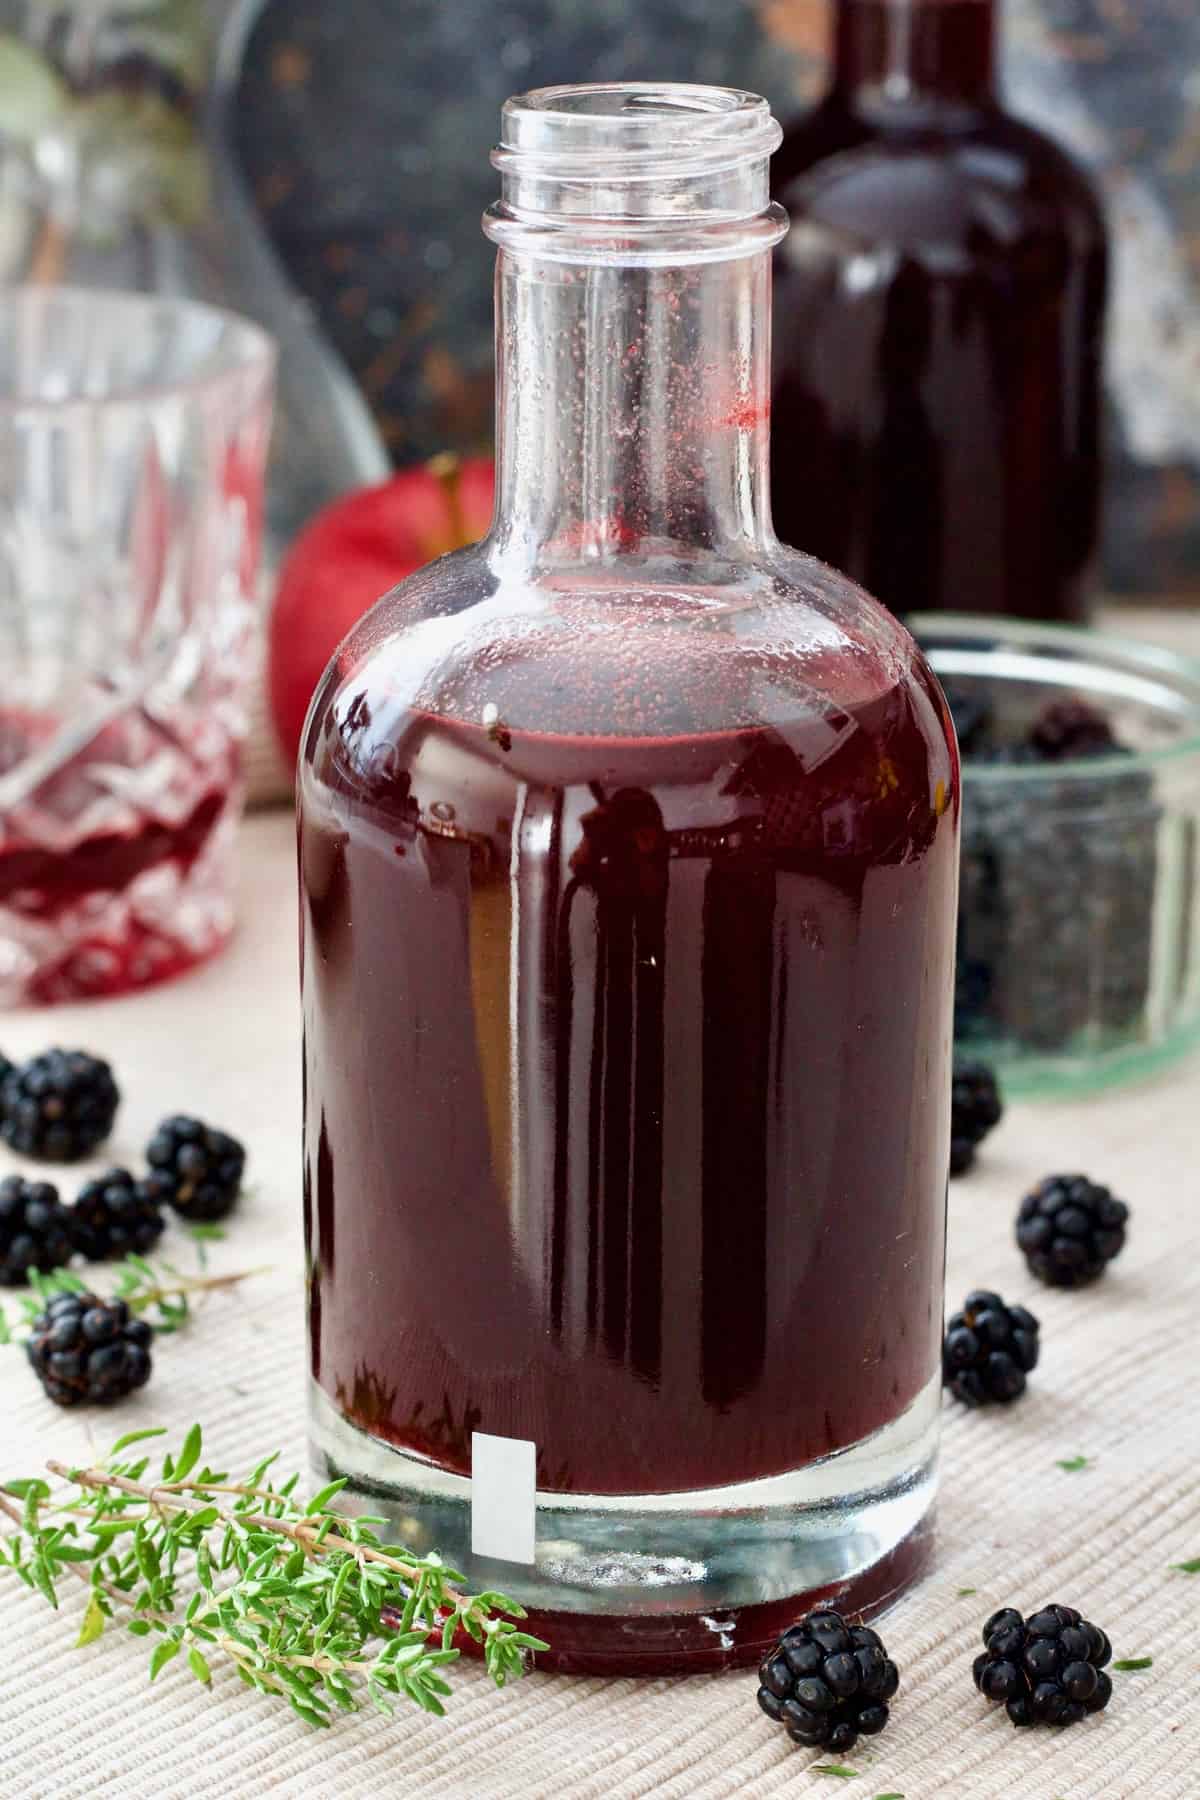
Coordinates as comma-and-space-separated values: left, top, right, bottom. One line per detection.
77, 1591, 105, 1647
149, 1638, 181, 1680
1111, 1657, 1153, 1672
16, 1480, 50, 1531
110, 1429, 168, 1455
1055, 1455, 1090, 1473
956, 1586, 977, 1597
4, 1478, 48, 1502
305, 1480, 348, 1517
0, 1427, 543, 1726
1171, 1557, 1200, 1574
189, 1225, 225, 1270
812, 1770, 859, 1781
173, 1425, 202, 1484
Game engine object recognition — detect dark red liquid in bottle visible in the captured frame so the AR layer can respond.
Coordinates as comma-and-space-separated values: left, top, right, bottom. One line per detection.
301, 624, 956, 1500
771, 0, 1108, 621
301, 82, 959, 1673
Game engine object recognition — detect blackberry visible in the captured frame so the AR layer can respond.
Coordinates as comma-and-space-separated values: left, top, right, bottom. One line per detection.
1029, 699, 1119, 762
143, 1115, 246, 1221
943, 1289, 1039, 1406
1017, 1175, 1129, 1288
973, 1603, 1113, 1728
25, 1292, 152, 1405
757, 1608, 900, 1752
1, 1049, 119, 1162
70, 1169, 165, 1262
0, 1175, 73, 1285
950, 1059, 1003, 1176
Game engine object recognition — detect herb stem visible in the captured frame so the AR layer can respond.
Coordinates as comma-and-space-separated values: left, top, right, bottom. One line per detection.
128, 1266, 272, 1314
216, 1635, 395, 1678
2, 1256, 270, 1344
0, 1487, 168, 1617
3, 1426, 547, 1725
154, 1480, 296, 1502
0, 1488, 80, 1571
40, 1461, 507, 1636
45, 1462, 432, 1583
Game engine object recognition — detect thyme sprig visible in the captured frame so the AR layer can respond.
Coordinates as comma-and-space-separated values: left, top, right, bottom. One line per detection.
0, 1253, 266, 1343
0, 1425, 546, 1725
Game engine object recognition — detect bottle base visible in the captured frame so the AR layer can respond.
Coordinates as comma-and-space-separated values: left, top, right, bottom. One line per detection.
309, 1373, 940, 1675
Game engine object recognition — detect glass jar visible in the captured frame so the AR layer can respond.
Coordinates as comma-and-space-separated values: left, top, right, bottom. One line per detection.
771, 0, 1108, 624
299, 83, 959, 1675
916, 614, 1200, 1093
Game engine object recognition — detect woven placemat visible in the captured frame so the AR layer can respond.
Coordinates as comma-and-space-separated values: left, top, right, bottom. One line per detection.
0, 817, 1196, 1800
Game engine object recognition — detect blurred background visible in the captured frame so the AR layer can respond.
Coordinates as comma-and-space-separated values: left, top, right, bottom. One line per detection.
0, 0, 1198, 1052
0, 0, 1195, 599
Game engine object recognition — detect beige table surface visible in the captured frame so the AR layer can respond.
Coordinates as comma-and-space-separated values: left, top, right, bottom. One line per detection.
1, 613, 1200, 1799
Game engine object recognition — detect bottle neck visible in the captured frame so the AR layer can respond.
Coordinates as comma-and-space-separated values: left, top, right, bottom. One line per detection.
832, 0, 998, 109
489, 244, 776, 571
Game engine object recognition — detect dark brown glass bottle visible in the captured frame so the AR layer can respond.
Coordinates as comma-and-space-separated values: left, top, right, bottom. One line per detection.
771, 0, 1108, 622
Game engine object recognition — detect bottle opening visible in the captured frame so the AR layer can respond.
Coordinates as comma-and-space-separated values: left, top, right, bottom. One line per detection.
487, 82, 786, 260
495, 82, 781, 179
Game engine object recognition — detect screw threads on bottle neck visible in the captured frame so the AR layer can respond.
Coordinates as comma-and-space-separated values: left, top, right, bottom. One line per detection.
486, 83, 787, 266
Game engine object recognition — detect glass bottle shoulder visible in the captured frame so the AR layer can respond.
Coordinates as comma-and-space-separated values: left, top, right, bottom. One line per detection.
775, 98, 1106, 274
300, 540, 958, 836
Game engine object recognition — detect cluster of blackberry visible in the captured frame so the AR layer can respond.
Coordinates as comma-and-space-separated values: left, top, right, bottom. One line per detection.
973, 1605, 1113, 1728
950, 1059, 1003, 1176
25, 1292, 153, 1406
757, 1595, 1119, 1759
921, 791, 1136, 1768
1, 1048, 119, 1163
0, 1081, 246, 1288
757, 1610, 900, 1752
1016, 1176, 1129, 1288
0, 1046, 247, 1406
942, 1171, 1129, 1412
0, 1177, 72, 1284
142, 1117, 247, 1224
943, 1290, 1040, 1407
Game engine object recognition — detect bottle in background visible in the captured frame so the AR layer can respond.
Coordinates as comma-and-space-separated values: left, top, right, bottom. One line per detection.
771, 0, 1108, 622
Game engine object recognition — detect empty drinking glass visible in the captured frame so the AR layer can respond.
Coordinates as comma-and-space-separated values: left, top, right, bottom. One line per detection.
0, 287, 275, 1004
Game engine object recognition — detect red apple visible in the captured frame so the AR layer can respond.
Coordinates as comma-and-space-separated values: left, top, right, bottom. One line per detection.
268, 454, 495, 768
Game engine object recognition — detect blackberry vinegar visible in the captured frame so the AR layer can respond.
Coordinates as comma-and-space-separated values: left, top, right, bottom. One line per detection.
300, 84, 959, 1674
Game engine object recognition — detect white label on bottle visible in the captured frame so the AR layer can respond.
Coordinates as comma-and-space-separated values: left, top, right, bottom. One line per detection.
471, 1432, 537, 1565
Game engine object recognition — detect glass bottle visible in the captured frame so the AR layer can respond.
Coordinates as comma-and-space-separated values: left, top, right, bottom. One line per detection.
771, 0, 1108, 623
299, 83, 958, 1675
